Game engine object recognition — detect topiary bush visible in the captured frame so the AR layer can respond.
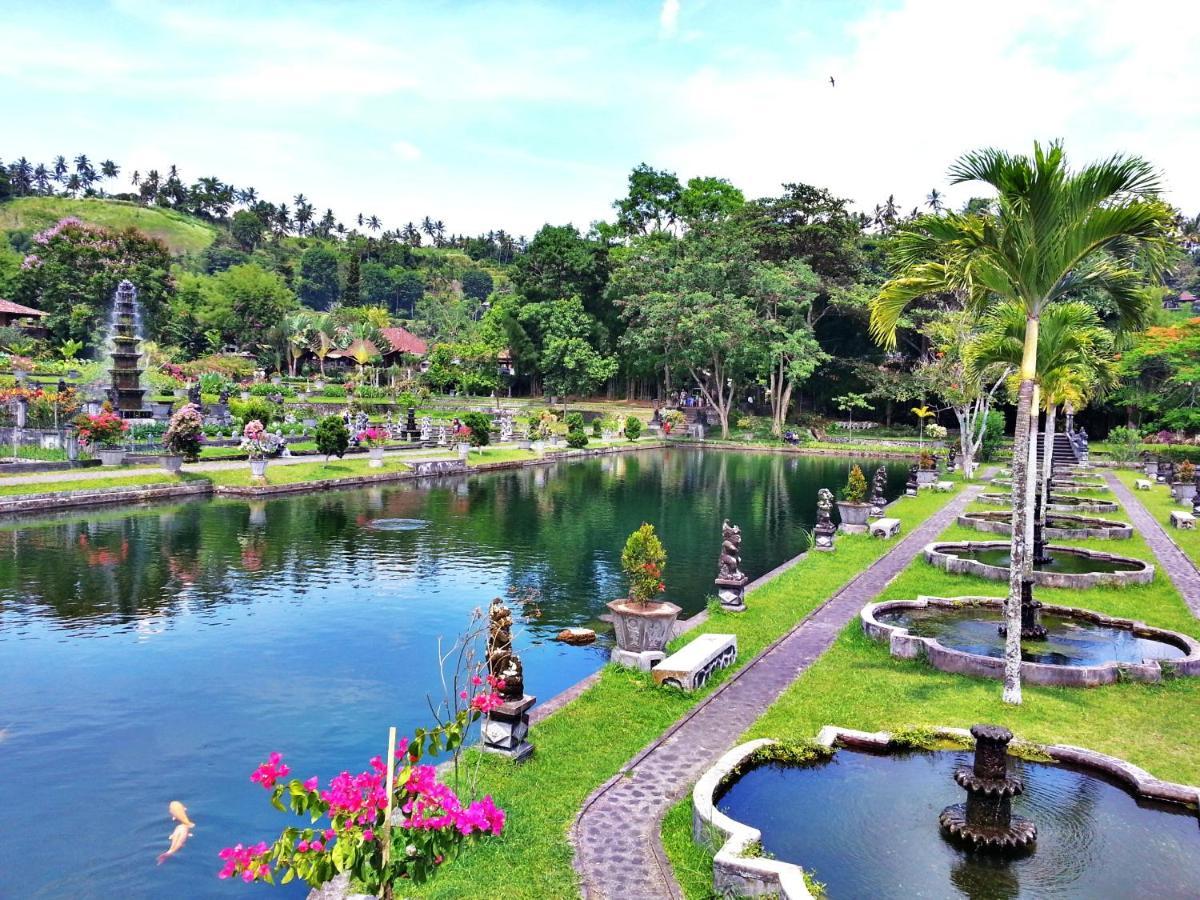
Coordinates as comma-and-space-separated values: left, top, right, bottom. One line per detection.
624, 416, 643, 441
620, 523, 666, 603
460, 412, 492, 446
566, 428, 589, 449
315, 415, 350, 460
841, 464, 868, 503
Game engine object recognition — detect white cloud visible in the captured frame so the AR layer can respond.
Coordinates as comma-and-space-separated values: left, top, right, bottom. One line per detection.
660, 0, 681, 37
392, 141, 422, 162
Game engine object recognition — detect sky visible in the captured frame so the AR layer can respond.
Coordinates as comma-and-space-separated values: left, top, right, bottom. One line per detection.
4, 0, 1199, 237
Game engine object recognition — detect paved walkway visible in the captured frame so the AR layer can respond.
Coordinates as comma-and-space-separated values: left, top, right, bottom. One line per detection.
571, 482, 985, 899
1105, 472, 1200, 618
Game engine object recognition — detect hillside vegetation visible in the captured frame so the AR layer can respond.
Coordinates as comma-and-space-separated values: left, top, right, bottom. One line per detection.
0, 196, 216, 256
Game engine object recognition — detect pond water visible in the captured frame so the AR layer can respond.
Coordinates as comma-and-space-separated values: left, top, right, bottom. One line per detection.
0, 448, 904, 897
718, 747, 1200, 899
876, 607, 1186, 666
943, 546, 1144, 575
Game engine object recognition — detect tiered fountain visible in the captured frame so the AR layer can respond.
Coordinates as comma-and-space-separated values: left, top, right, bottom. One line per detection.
106, 280, 151, 419
939, 724, 1037, 852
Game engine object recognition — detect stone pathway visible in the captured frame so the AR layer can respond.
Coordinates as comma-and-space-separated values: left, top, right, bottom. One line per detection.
1105, 472, 1200, 617
571, 482, 986, 899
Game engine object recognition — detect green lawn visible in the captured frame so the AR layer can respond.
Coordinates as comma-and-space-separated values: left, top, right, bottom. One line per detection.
407, 484, 962, 898
0, 196, 216, 255
1115, 470, 1200, 570
662, 488, 1200, 900
206, 457, 411, 488
0, 471, 200, 497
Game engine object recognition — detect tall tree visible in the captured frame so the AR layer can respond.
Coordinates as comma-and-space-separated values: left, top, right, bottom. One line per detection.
870, 141, 1172, 705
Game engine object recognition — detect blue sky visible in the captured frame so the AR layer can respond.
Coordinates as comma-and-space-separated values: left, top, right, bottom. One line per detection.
4, 1, 1197, 236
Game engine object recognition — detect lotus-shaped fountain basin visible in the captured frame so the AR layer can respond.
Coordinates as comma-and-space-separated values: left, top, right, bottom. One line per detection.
860, 596, 1199, 685
924, 540, 1153, 588
957, 509, 1132, 540
696, 728, 1200, 900
976, 493, 1119, 513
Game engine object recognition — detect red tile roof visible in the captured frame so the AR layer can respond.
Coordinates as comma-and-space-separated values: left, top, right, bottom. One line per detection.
0, 299, 47, 317
380, 326, 428, 356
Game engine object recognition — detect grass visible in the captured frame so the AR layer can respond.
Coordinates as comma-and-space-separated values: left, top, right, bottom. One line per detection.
661, 484, 1200, 899
407, 484, 962, 898
1115, 470, 1200, 569
205, 457, 411, 488
0, 196, 217, 255
0, 471, 198, 497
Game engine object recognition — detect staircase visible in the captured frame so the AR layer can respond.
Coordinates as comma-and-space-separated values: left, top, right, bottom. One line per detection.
1035, 432, 1079, 469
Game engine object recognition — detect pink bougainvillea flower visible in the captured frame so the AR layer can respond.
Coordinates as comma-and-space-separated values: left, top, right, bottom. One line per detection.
303, 777, 319, 792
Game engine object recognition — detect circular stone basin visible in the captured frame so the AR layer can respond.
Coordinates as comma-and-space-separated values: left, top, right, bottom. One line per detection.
861, 596, 1200, 685
957, 509, 1132, 540
977, 493, 1119, 513
991, 478, 1110, 495
709, 737, 1200, 899
366, 518, 428, 531
924, 540, 1153, 588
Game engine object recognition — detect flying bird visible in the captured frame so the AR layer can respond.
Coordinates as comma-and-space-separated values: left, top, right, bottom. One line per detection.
829, 75, 835, 87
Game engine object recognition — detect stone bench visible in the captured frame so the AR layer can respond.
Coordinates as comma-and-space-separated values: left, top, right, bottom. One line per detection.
935, 480, 955, 492
1135, 479, 1152, 490
652, 633, 737, 692
870, 517, 901, 539
1170, 511, 1196, 530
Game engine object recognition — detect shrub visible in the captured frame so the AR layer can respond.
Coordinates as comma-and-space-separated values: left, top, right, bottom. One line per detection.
249, 382, 295, 398
1105, 425, 1143, 463
353, 383, 389, 399
592, 418, 602, 437
841, 464, 868, 503
1178, 460, 1196, 483
179, 354, 255, 381
230, 397, 276, 427
624, 416, 643, 441
198, 372, 231, 396
461, 412, 492, 446
314, 415, 350, 460
73, 411, 128, 448
321, 384, 347, 398
919, 450, 936, 470
566, 428, 589, 448
565, 411, 584, 431
979, 410, 1005, 461
162, 404, 204, 461
621, 523, 667, 603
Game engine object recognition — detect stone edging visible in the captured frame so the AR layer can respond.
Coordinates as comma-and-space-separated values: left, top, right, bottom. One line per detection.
976, 492, 1120, 513
693, 727, 1200, 899
665, 438, 926, 461
924, 540, 1155, 588
0, 480, 212, 515
956, 510, 1133, 540
861, 595, 1200, 686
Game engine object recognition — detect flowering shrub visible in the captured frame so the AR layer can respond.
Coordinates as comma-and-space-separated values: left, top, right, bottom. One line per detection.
74, 411, 129, 448
163, 403, 204, 460
240, 420, 276, 460
357, 426, 386, 449
621, 523, 667, 603
8, 355, 35, 373
218, 676, 508, 890
925, 423, 948, 440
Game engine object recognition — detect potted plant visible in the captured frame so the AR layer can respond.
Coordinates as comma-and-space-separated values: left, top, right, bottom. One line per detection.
358, 426, 387, 467
240, 419, 274, 479
917, 451, 938, 485
836, 464, 872, 532
74, 410, 129, 466
606, 523, 681, 665
1174, 460, 1197, 504
926, 422, 948, 447
161, 403, 204, 472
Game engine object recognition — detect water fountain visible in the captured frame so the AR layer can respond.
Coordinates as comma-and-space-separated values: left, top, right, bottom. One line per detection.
939, 724, 1037, 853
104, 280, 151, 419
924, 540, 1153, 588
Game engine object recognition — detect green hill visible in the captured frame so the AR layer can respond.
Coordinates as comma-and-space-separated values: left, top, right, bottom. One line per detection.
0, 197, 217, 256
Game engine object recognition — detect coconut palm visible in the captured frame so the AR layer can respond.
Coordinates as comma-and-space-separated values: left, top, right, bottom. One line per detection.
870, 141, 1172, 705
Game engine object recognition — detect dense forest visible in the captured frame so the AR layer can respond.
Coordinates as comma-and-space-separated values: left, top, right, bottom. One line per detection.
1, 151, 1197, 438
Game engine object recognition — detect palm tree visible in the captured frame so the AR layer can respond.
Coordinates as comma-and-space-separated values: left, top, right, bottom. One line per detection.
367, 215, 381, 233
926, 188, 944, 212
869, 141, 1171, 705
310, 314, 337, 376
52, 155, 68, 183
100, 159, 119, 180
284, 313, 313, 376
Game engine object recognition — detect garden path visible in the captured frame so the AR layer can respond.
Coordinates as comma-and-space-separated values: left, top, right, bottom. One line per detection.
570, 479, 987, 899
1105, 472, 1200, 617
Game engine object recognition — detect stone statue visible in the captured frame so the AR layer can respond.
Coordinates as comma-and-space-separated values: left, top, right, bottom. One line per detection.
187, 383, 201, 406
218, 386, 230, 405
717, 520, 745, 581
420, 416, 433, 442
906, 463, 919, 497
437, 424, 448, 446
487, 598, 524, 702
816, 488, 834, 523
814, 488, 836, 551
947, 446, 958, 470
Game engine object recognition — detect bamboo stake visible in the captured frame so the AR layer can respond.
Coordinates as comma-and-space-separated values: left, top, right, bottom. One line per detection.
379, 726, 396, 898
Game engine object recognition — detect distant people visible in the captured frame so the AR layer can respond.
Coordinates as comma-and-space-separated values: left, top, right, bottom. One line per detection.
783, 429, 801, 445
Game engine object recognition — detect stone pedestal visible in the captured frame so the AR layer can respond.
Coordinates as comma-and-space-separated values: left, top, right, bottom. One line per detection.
715, 574, 750, 612
610, 647, 665, 671
813, 521, 836, 551
481, 695, 535, 762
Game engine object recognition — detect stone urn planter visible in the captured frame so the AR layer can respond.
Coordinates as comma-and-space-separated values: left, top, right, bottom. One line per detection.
517, 438, 533, 450
606, 598, 682, 670
1173, 482, 1198, 504
368, 447, 385, 468
271, 375, 282, 385
152, 400, 175, 418
160, 454, 184, 473
457, 442, 471, 460
917, 468, 938, 485
249, 458, 268, 479
97, 447, 126, 467
835, 501, 871, 533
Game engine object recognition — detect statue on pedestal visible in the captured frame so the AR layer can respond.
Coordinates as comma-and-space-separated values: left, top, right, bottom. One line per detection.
420, 416, 432, 442
814, 488, 836, 551
869, 466, 888, 518
715, 519, 750, 611
482, 598, 534, 762
906, 463, 919, 497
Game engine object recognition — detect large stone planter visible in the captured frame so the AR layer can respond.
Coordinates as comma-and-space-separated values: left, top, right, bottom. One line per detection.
97, 448, 125, 467
249, 458, 268, 479
368, 447, 385, 468
457, 442, 471, 460
160, 454, 183, 473
1172, 482, 1197, 504
917, 469, 938, 486
835, 500, 871, 534
607, 598, 682, 670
